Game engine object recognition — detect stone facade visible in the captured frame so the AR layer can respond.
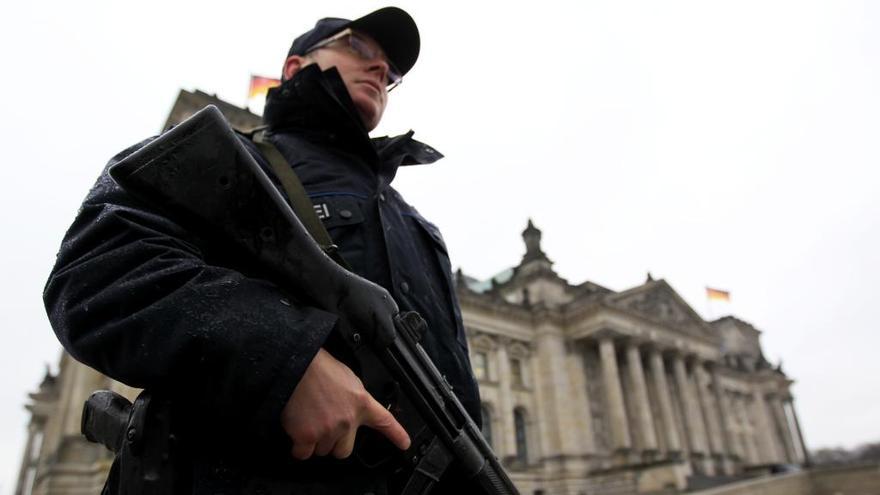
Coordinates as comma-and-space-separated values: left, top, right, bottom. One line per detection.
456, 221, 808, 494
18, 92, 809, 495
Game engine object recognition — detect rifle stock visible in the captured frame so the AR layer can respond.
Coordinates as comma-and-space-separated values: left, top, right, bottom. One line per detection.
106, 105, 520, 495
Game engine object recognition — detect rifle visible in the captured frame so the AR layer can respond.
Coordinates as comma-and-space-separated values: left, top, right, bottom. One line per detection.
86, 105, 519, 495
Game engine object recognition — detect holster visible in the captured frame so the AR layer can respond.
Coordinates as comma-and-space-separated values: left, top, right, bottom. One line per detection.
82, 390, 189, 494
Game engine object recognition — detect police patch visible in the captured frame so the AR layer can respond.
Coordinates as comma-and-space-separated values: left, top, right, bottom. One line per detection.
313, 203, 330, 220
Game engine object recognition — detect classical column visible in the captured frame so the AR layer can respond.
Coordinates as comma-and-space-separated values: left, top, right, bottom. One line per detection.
626, 343, 658, 452
649, 349, 681, 454
496, 341, 516, 461
567, 341, 597, 455
734, 393, 759, 464
752, 390, 782, 463
787, 397, 811, 466
694, 363, 724, 456
39, 354, 90, 461
14, 420, 40, 495
62, 361, 105, 436
769, 395, 797, 463
728, 392, 744, 459
710, 368, 738, 459
534, 320, 580, 459
672, 355, 708, 454
109, 379, 142, 403
599, 337, 631, 450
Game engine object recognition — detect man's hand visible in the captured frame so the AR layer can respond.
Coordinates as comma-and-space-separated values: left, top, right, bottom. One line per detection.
281, 348, 411, 460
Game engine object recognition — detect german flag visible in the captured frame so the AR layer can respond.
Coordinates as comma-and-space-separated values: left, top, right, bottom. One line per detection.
248, 75, 280, 100
706, 287, 731, 302
246, 75, 280, 114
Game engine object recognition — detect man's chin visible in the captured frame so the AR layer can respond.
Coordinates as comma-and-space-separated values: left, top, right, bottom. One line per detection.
353, 99, 383, 131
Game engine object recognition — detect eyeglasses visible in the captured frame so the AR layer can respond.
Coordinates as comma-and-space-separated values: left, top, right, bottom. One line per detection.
305, 28, 403, 91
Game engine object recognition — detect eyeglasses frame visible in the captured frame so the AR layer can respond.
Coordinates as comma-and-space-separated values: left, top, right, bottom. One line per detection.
304, 28, 403, 91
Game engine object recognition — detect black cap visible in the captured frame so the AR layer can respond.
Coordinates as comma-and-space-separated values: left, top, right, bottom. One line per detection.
286, 7, 420, 77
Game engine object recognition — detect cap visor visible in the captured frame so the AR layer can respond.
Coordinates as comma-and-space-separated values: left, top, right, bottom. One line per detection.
350, 7, 420, 76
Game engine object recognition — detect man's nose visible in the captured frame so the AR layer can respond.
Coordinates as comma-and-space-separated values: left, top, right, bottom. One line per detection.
367, 58, 390, 87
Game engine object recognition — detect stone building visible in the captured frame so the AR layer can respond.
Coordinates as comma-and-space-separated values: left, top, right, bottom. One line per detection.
17, 92, 808, 495
457, 221, 808, 494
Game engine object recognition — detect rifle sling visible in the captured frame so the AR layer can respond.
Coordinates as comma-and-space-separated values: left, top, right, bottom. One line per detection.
252, 129, 351, 271
252, 129, 453, 495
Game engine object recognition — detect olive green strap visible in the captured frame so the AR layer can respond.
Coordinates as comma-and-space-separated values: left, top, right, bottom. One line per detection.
252, 130, 350, 270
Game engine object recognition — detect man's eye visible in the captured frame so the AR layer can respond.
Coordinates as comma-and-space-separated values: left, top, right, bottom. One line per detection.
350, 38, 376, 59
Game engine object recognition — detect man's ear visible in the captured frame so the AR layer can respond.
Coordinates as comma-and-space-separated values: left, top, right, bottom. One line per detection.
282, 55, 309, 81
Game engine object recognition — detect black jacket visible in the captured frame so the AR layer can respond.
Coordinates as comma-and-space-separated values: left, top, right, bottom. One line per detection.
43, 65, 480, 494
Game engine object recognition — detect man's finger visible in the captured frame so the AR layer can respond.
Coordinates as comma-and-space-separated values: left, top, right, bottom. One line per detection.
291, 442, 316, 460
362, 396, 411, 450
332, 429, 358, 459
314, 437, 336, 457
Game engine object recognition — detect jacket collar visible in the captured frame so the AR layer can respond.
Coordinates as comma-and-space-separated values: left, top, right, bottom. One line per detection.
262, 65, 443, 170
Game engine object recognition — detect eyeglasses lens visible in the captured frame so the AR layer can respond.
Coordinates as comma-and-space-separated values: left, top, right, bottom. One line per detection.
348, 35, 402, 90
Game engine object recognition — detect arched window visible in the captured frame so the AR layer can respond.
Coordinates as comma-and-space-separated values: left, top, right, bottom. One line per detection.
514, 408, 528, 464
473, 351, 488, 381
510, 358, 524, 387
480, 404, 493, 449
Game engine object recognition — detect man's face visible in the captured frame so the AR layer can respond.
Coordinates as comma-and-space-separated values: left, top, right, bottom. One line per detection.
283, 31, 391, 131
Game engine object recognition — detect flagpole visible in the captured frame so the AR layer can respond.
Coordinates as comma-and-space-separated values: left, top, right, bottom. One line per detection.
705, 291, 714, 321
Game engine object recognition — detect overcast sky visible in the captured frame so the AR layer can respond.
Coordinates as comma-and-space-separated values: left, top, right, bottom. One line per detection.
1, 1, 878, 492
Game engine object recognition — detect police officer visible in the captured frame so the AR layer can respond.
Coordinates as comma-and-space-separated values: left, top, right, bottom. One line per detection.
44, 6, 480, 494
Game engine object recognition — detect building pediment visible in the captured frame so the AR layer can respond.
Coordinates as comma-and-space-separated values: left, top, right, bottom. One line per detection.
606, 280, 712, 339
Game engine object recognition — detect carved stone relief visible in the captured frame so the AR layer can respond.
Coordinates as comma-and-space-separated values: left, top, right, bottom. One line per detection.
620, 288, 706, 339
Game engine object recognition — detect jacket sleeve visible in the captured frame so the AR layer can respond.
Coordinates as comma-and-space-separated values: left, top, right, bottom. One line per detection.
43, 139, 337, 448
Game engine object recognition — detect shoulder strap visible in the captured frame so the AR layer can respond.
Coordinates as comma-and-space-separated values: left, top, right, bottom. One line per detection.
251, 130, 351, 270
